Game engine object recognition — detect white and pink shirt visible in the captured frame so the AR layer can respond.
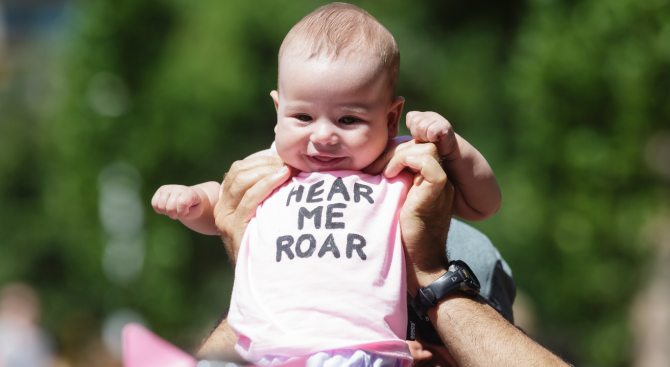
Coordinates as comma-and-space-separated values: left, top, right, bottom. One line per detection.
228, 170, 413, 364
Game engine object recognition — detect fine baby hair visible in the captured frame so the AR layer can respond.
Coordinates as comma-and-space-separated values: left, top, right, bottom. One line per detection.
279, 2, 400, 95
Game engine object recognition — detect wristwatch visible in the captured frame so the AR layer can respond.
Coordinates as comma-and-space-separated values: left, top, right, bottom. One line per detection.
411, 260, 481, 322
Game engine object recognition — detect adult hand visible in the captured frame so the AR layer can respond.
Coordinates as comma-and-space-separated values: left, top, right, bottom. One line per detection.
365, 139, 454, 296
409, 338, 457, 367
368, 141, 569, 367
199, 156, 292, 359
213, 156, 292, 265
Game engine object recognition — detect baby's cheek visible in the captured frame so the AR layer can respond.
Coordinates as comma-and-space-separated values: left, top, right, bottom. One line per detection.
275, 142, 308, 171
274, 130, 293, 155
275, 145, 296, 165
353, 144, 386, 170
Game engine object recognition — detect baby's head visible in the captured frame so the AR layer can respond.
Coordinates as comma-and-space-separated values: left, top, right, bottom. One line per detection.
272, 3, 404, 172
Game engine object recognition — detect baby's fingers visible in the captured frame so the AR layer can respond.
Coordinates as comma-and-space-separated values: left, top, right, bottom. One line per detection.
151, 190, 164, 214
414, 117, 436, 142
406, 112, 434, 142
155, 190, 172, 215
177, 193, 203, 219
425, 119, 453, 143
405, 111, 423, 133
151, 190, 161, 212
165, 193, 182, 219
175, 195, 192, 218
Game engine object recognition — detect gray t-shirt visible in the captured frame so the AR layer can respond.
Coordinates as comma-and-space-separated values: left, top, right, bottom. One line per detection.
447, 219, 516, 323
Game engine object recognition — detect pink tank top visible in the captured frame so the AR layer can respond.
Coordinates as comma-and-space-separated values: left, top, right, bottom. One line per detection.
228, 170, 413, 363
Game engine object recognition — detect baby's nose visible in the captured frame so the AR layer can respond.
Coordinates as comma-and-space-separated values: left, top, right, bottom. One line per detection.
310, 120, 339, 145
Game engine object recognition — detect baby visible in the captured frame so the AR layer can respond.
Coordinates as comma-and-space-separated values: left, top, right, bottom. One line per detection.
152, 3, 501, 366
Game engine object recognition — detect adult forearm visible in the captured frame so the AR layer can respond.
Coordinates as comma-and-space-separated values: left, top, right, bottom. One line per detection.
428, 294, 570, 367
197, 315, 240, 360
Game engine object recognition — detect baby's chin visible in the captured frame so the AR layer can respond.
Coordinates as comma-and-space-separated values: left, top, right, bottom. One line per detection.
281, 155, 371, 173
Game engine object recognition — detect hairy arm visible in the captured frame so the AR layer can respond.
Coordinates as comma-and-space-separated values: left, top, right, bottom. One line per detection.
426, 293, 570, 367
197, 309, 241, 360
197, 156, 291, 357
383, 141, 568, 367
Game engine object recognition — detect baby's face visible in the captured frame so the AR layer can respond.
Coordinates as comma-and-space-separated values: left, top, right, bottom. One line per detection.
272, 52, 402, 172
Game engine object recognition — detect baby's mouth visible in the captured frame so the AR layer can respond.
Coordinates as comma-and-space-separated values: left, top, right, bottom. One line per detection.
306, 154, 346, 167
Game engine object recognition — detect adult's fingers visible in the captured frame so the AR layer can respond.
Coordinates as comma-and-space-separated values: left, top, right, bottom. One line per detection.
223, 165, 285, 215
403, 154, 448, 208
215, 165, 291, 261
401, 148, 449, 216
221, 156, 285, 194
382, 142, 441, 179
401, 172, 453, 290
363, 138, 418, 175
407, 341, 433, 364
233, 165, 291, 226
385, 142, 449, 274
221, 156, 286, 215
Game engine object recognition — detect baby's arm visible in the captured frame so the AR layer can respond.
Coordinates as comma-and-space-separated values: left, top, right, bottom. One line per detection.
406, 111, 502, 221
151, 149, 275, 235
152, 182, 221, 235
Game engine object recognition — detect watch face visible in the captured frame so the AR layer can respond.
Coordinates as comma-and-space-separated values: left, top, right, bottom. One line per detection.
454, 260, 481, 287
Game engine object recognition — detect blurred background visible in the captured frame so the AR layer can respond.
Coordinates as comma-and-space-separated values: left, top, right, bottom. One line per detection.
0, 0, 669, 366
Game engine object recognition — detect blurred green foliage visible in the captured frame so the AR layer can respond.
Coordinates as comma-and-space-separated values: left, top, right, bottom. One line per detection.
1, 0, 669, 365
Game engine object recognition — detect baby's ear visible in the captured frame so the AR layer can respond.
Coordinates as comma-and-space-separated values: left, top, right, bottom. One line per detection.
271, 91, 280, 134
270, 90, 279, 112
387, 96, 405, 138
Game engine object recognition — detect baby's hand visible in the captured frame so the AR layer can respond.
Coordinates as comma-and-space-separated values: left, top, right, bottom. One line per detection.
406, 111, 457, 158
152, 185, 204, 220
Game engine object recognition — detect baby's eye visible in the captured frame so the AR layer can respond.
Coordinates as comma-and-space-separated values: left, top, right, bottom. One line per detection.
339, 116, 361, 125
294, 114, 312, 122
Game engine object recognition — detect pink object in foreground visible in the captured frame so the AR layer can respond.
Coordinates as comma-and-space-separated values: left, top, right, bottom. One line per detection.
122, 323, 197, 367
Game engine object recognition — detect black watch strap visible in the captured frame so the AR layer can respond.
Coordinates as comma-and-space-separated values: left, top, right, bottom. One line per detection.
411, 260, 481, 322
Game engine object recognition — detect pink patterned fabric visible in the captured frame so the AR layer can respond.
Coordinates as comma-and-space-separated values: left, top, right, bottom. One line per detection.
122, 323, 196, 367
228, 171, 413, 364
